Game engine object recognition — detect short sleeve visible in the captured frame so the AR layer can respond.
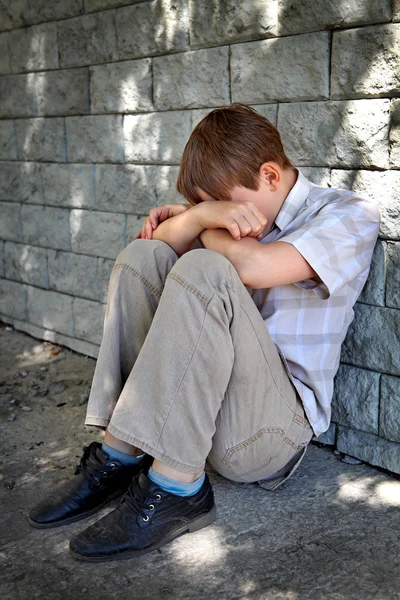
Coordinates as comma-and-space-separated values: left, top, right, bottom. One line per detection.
278, 196, 381, 300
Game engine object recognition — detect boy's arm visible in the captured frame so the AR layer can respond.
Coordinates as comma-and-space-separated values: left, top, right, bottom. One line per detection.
151, 205, 205, 257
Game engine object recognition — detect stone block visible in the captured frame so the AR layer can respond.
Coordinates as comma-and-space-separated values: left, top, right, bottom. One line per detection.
15, 118, 67, 162
29, 0, 84, 23
231, 32, 329, 103
58, 11, 118, 68
90, 59, 152, 114
85, 0, 140, 12
48, 249, 99, 301
21, 205, 71, 251
312, 422, 336, 445
0, 162, 42, 204
331, 24, 400, 100
252, 104, 278, 126
4, 242, 48, 288
0, 202, 22, 242
66, 116, 124, 163
386, 242, 400, 308
116, 0, 189, 60
0, 120, 17, 159
41, 164, 95, 209
380, 375, 400, 443
341, 303, 400, 376
97, 257, 115, 304
278, 0, 391, 35
0, 0, 29, 31
0, 32, 10, 74
0, 279, 27, 320
27, 286, 74, 336
9, 23, 58, 73
358, 241, 385, 306
124, 111, 191, 164
395, 0, 400, 21
156, 166, 186, 205
0, 74, 37, 118
73, 297, 106, 345
0, 241, 3, 277
70, 209, 126, 259
278, 100, 390, 169
126, 214, 143, 244
390, 99, 400, 167
297, 167, 331, 187
337, 425, 400, 475
95, 164, 157, 214
154, 47, 230, 110
189, 0, 277, 47
35, 68, 90, 116
330, 169, 400, 240
331, 364, 379, 434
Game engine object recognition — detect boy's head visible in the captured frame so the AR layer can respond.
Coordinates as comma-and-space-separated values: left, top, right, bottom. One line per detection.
176, 103, 294, 206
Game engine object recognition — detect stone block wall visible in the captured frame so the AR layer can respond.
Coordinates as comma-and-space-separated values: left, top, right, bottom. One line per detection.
0, 0, 399, 473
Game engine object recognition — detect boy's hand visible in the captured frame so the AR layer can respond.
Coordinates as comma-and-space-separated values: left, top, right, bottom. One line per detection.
136, 203, 192, 240
195, 200, 267, 241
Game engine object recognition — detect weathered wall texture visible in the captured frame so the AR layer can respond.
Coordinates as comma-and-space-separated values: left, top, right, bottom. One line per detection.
0, 0, 399, 472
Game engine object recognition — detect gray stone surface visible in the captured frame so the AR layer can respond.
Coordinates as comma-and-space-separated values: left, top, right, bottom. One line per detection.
0, 74, 37, 118
73, 297, 106, 344
252, 104, 278, 126
28, 0, 84, 24
330, 169, 400, 240
0, 0, 29, 31
116, 0, 189, 60
27, 286, 74, 336
358, 240, 385, 306
312, 422, 336, 445
331, 24, 400, 99
35, 68, 90, 116
297, 167, 331, 187
0, 120, 16, 159
85, 0, 140, 12
331, 364, 379, 434
126, 214, 144, 243
97, 257, 115, 303
380, 375, 400, 443
0, 162, 43, 204
0, 202, 22, 242
15, 118, 67, 162
278, 100, 390, 168
390, 99, 400, 167
337, 425, 400, 475
48, 250, 99, 301
278, 0, 392, 35
341, 303, 400, 376
154, 47, 230, 110
41, 164, 95, 209
58, 11, 118, 68
0, 278, 27, 319
124, 111, 191, 164
231, 32, 329, 103
0, 240, 3, 277
90, 58, 152, 114
21, 205, 71, 251
70, 209, 126, 259
386, 242, 400, 308
66, 115, 124, 163
0, 31, 10, 74
156, 166, 185, 205
4, 242, 48, 288
9, 22, 58, 73
395, 0, 400, 21
95, 164, 157, 214
189, 0, 277, 47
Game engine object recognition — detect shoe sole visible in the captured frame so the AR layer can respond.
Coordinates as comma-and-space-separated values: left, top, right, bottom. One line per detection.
26, 488, 125, 529
69, 504, 217, 562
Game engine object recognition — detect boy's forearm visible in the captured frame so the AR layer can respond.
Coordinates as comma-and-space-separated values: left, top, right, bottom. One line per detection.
151, 205, 205, 256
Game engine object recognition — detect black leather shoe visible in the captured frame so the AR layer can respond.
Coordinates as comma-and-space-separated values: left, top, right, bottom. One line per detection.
27, 441, 153, 529
69, 470, 216, 562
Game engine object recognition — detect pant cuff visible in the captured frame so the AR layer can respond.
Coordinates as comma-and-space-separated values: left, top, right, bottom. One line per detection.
84, 416, 110, 428
106, 422, 205, 475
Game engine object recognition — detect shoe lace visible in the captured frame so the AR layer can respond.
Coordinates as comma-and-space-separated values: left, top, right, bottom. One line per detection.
74, 444, 118, 485
120, 475, 157, 521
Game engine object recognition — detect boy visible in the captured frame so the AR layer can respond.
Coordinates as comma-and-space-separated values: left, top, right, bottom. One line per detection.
28, 103, 380, 562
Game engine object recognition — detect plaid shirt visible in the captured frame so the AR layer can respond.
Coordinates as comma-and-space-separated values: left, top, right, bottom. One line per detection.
253, 169, 381, 437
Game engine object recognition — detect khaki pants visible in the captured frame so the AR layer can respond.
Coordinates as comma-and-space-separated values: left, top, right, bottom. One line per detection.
85, 239, 314, 491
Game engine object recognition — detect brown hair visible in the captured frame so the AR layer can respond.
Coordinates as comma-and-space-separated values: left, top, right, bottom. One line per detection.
176, 103, 293, 204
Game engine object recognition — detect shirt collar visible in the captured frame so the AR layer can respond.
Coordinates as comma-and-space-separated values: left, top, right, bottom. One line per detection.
274, 169, 311, 231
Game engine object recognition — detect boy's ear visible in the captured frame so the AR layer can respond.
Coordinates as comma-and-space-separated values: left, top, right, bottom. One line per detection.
259, 162, 281, 191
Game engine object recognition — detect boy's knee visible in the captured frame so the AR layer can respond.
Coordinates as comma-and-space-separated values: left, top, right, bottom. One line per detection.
174, 248, 231, 273
115, 238, 176, 267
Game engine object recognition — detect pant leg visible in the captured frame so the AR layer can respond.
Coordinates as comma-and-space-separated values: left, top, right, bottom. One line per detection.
84, 239, 179, 428
105, 246, 314, 483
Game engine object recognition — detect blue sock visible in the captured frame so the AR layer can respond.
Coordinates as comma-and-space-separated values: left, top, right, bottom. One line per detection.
101, 442, 146, 466
147, 466, 205, 497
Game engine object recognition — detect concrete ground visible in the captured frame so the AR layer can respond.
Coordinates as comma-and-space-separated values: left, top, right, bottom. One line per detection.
1, 323, 400, 600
